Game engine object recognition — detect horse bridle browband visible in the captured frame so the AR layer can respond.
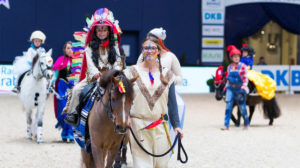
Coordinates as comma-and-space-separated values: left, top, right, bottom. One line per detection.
32, 56, 52, 80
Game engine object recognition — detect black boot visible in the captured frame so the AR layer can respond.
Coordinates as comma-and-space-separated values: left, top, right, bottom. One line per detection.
64, 113, 79, 126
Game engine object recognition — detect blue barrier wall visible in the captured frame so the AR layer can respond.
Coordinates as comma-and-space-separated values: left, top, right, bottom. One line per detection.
0, 0, 201, 65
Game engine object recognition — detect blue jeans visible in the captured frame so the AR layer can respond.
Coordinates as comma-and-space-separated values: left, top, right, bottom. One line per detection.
224, 86, 249, 127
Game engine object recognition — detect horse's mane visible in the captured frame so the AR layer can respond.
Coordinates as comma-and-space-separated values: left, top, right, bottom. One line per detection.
32, 54, 39, 69
99, 69, 134, 100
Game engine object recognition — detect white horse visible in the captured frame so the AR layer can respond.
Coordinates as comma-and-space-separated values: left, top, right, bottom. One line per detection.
18, 49, 53, 144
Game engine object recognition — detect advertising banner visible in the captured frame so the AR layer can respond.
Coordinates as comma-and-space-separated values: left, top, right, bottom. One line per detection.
0, 65, 16, 93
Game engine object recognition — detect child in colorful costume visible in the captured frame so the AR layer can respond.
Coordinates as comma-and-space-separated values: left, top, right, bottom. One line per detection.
240, 44, 254, 70
64, 8, 123, 125
124, 37, 183, 167
51, 41, 83, 142
241, 44, 276, 100
222, 45, 250, 130
12, 30, 46, 93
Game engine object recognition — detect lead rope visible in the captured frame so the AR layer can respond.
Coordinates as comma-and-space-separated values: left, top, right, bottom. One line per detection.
128, 127, 188, 164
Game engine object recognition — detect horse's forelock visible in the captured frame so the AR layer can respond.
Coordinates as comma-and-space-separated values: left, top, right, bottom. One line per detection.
99, 69, 134, 100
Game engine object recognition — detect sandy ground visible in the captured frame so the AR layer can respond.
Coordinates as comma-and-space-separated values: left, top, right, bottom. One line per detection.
0, 93, 300, 168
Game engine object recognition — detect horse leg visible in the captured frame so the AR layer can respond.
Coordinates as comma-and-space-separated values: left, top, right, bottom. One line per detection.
81, 149, 96, 168
248, 106, 255, 125
26, 109, 33, 139
107, 147, 121, 168
36, 103, 45, 144
269, 118, 274, 126
90, 143, 104, 168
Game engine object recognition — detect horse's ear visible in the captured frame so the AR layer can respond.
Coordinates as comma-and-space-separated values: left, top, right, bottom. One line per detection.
47, 49, 53, 57
129, 74, 139, 83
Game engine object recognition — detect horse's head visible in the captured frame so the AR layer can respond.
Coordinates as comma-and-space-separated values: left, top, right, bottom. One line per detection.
99, 69, 138, 134
38, 49, 53, 80
214, 66, 227, 101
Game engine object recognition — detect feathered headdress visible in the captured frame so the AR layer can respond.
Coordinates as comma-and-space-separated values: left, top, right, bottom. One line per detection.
73, 8, 122, 48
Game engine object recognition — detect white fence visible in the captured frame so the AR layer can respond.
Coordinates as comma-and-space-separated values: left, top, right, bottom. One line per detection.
1, 65, 300, 94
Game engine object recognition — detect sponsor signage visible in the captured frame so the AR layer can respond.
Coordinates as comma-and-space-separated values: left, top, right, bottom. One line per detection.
201, 49, 224, 63
202, 25, 224, 36
202, 10, 224, 24
0, 65, 15, 93
202, 38, 224, 48
202, 0, 224, 9
253, 65, 300, 91
176, 67, 217, 94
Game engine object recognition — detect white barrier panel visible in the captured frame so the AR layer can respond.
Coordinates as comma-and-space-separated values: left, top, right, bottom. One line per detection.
176, 67, 217, 94
253, 65, 300, 91
291, 66, 300, 91
0, 65, 15, 93
1, 64, 299, 94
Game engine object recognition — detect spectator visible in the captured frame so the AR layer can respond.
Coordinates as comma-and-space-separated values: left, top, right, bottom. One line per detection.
257, 56, 267, 65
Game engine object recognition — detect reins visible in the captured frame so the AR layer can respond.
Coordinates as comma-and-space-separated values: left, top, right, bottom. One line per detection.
128, 126, 188, 164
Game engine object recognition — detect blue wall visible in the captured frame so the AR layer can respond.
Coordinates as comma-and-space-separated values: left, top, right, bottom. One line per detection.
0, 0, 201, 65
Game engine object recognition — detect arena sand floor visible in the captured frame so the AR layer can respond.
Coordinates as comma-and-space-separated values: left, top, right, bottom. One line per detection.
0, 94, 299, 168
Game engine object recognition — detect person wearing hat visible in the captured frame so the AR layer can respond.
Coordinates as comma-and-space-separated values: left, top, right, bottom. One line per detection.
137, 27, 183, 85
222, 45, 250, 130
64, 8, 123, 125
12, 30, 47, 93
240, 44, 255, 69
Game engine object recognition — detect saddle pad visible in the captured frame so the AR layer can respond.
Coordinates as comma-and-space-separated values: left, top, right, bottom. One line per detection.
73, 96, 94, 153
73, 86, 105, 153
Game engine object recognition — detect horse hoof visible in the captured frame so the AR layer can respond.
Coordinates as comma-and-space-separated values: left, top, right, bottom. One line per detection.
121, 163, 127, 168
113, 163, 121, 168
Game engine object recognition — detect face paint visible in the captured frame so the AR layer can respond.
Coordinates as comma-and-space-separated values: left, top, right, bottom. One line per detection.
153, 51, 158, 59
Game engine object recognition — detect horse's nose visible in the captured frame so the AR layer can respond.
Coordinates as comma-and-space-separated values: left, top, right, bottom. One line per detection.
115, 125, 126, 134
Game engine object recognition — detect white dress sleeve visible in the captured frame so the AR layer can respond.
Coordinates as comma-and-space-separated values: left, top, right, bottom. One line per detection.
169, 52, 183, 85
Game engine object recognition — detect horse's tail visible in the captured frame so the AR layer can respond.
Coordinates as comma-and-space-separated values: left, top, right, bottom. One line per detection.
81, 149, 95, 168
263, 97, 281, 119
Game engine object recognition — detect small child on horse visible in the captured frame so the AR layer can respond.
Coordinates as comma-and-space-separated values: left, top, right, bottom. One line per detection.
221, 45, 250, 130
240, 44, 255, 70
12, 30, 46, 93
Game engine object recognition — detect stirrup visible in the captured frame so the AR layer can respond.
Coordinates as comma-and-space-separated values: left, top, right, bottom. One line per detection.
64, 113, 80, 127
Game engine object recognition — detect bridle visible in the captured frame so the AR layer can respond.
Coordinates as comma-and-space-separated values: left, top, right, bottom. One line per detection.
33, 56, 52, 80
97, 74, 127, 134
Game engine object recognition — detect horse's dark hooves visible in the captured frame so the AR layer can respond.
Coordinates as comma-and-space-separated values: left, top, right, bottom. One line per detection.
235, 122, 240, 127
113, 162, 121, 168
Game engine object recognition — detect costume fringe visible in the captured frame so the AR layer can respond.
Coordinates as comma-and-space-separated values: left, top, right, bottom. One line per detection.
62, 89, 73, 114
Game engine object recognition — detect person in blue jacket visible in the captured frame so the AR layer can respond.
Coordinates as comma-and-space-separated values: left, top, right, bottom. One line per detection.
240, 44, 255, 69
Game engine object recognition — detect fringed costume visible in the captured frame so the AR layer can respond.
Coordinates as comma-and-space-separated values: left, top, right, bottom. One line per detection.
124, 65, 180, 167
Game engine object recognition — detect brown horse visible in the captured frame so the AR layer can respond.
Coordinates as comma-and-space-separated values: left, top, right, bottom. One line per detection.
81, 69, 137, 168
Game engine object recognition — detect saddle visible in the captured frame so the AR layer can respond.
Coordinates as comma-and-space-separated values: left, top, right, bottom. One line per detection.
76, 81, 97, 114
73, 82, 105, 153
